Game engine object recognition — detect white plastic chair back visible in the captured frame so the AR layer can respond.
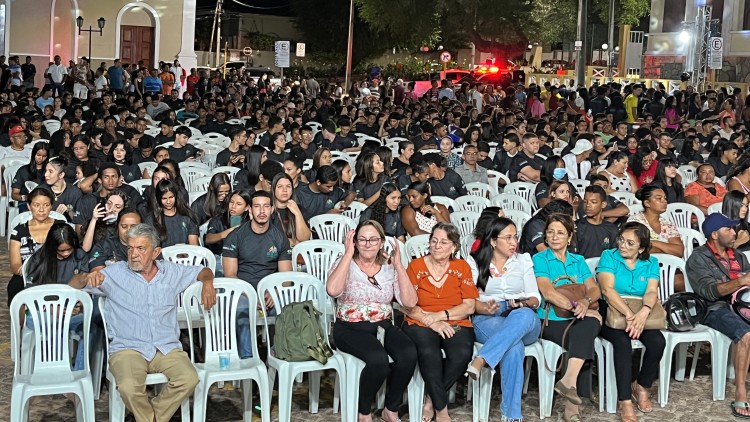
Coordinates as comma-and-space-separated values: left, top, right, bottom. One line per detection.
666, 202, 705, 230
460, 235, 474, 261
161, 244, 216, 272
182, 167, 211, 192
715, 176, 726, 187
10, 285, 93, 375
43, 119, 61, 133
569, 179, 590, 198
384, 236, 409, 268
455, 195, 490, 213
627, 203, 644, 214
257, 272, 328, 345
503, 210, 532, 234
309, 214, 355, 243
137, 162, 157, 177
25, 181, 39, 192
450, 211, 479, 238
486, 170, 509, 197
490, 193, 532, 215
212, 166, 241, 185
405, 234, 431, 259
203, 132, 225, 139
179, 161, 211, 172
678, 227, 705, 258
585, 257, 600, 278
292, 240, 345, 285
189, 191, 202, 206
0, 157, 27, 170
707, 202, 722, 215
342, 201, 368, 223
653, 254, 687, 301
464, 182, 492, 199
504, 182, 537, 210
191, 176, 212, 194
610, 191, 638, 206
128, 179, 151, 196
430, 195, 457, 211
303, 159, 313, 171
677, 165, 697, 186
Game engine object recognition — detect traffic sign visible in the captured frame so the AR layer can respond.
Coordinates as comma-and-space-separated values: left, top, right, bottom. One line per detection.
440, 51, 452, 63
275, 41, 290, 68
296, 43, 306, 57
574, 40, 582, 51
709, 37, 723, 70
242, 46, 252, 56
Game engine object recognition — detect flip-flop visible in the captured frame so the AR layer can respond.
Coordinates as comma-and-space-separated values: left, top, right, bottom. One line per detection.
731, 401, 750, 419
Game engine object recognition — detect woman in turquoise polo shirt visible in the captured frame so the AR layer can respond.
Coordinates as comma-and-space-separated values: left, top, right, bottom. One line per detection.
597, 222, 665, 422
534, 213, 602, 422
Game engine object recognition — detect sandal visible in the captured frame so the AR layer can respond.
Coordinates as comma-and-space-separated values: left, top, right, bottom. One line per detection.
731, 401, 750, 419
619, 401, 638, 422
555, 380, 583, 405
421, 398, 435, 422
465, 357, 483, 380
631, 381, 653, 413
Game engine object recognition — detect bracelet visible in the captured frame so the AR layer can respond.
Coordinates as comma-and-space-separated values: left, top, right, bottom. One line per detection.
643, 304, 653, 311
444, 310, 450, 320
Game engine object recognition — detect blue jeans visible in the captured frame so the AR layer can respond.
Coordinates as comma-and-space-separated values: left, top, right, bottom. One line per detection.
236, 294, 276, 359
473, 303, 541, 420
25, 298, 102, 371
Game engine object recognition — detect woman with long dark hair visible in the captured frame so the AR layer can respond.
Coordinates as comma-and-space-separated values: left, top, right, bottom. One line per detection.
205, 189, 252, 275
190, 172, 232, 225
722, 190, 750, 251
401, 181, 451, 237
332, 158, 354, 192
651, 158, 685, 203
628, 147, 657, 187
147, 179, 199, 247
677, 136, 704, 166
11, 142, 50, 208
536, 155, 567, 208
48, 129, 72, 158
359, 183, 406, 241
236, 145, 267, 190
81, 188, 130, 252
467, 217, 541, 421
109, 139, 140, 183
41, 156, 82, 220
304, 147, 332, 184
353, 153, 388, 206
271, 173, 311, 246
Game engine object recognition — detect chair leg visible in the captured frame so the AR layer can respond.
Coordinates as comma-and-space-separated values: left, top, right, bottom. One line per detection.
407, 367, 424, 422
277, 367, 294, 422
674, 343, 689, 381
241, 379, 254, 422
308, 370, 321, 414
712, 337, 731, 401
689, 342, 701, 381
659, 340, 676, 407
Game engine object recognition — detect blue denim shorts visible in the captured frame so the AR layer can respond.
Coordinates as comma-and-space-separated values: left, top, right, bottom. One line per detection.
703, 305, 750, 343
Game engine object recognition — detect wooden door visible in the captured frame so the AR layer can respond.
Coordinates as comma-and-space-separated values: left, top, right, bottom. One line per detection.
120, 25, 154, 68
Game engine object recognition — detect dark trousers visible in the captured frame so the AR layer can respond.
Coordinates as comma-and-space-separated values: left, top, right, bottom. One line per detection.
599, 303, 666, 400
540, 316, 601, 397
402, 322, 475, 411
7, 274, 24, 306
333, 319, 417, 415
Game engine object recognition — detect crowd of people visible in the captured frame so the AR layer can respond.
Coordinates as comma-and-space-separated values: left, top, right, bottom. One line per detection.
7, 54, 750, 422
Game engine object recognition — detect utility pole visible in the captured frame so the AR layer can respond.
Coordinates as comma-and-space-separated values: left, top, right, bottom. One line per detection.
607, 0, 615, 76
214, 0, 224, 68
574, 0, 588, 87
344, 0, 355, 97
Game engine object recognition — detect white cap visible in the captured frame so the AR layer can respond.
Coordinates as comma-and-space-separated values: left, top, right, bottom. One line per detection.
571, 139, 594, 155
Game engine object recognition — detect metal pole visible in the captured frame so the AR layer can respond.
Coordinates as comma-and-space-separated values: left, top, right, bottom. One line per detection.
575, 0, 588, 87
88, 26, 92, 60
344, 0, 354, 98
208, 5, 218, 66
215, 0, 224, 68
608, 0, 615, 76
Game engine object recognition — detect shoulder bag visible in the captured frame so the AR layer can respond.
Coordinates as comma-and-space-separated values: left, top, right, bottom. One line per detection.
605, 295, 667, 330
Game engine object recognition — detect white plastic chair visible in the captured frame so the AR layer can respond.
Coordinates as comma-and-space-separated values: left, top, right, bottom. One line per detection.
490, 193, 532, 215
627, 203, 644, 215
486, 170, 508, 197
384, 236, 409, 268
568, 179, 590, 198
179, 161, 211, 172
342, 201, 368, 223
676, 165, 695, 185
182, 167, 211, 192
456, 195, 490, 214
10, 285, 95, 422
655, 254, 731, 406
430, 195, 457, 211
610, 191, 638, 206
44, 119, 61, 133
503, 181, 538, 211
212, 166, 241, 185
503, 210, 532, 234
309, 214, 355, 243
128, 179, 151, 196
191, 176, 212, 194
542, 338, 607, 416
256, 273, 348, 421
183, 279, 271, 422
707, 202, 722, 215
677, 227, 705, 258
99, 297, 191, 422
161, 244, 216, 272
450, 210, 479, 239
2, 163, 23, 236
666, 203, 705, 230
137, 162, 157, 178
465, 182, 492, 199
292, 240, 344, 319
405, 234, 431, 259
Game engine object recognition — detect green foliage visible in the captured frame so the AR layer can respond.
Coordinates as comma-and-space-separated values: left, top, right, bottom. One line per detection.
245, 33, 277, 51
529, 0, 578, 44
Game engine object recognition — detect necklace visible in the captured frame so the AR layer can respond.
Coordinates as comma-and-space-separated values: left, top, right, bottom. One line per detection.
51, 182, 66, 202
426, 256, 450, 297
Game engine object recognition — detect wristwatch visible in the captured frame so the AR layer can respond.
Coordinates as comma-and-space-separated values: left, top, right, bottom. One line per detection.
584, 296, 593, 305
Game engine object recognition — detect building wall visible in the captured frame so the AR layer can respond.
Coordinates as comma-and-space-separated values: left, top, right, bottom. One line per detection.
239, 13, 301, 41
6, 0, 197, 87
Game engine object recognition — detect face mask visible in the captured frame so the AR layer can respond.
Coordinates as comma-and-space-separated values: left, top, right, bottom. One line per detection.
230, 215, 243, 227
553, 168, 567, 180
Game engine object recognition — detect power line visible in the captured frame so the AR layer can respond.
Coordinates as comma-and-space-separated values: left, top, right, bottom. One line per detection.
229, 0, 290, 9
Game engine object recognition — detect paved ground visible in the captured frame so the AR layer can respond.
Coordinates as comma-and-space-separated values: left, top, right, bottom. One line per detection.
0, 241, 742, 421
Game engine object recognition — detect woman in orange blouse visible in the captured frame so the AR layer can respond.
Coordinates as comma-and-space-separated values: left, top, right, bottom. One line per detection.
403, 222, 478, 422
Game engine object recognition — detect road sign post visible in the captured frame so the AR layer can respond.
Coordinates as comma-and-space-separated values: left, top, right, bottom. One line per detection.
296, 43, 306, 57
275, 41, 290, 79
242, 46, 252, 56
709, 37, 723, 70
440, 51, 451, 71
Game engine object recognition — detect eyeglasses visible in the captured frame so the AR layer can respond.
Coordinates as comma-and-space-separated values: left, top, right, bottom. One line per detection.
464, 152, 478, 156
545, 230, 568, 239
430, 239, 454, 247
616, 236, 638, 247
495, 234, 519, 243
357, 237, 383, 246
367, 275, 382, 290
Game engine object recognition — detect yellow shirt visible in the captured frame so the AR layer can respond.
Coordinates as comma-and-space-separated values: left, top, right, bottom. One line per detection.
624, 94, 638, 123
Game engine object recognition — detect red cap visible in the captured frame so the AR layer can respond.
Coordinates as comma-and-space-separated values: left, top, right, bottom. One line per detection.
8, 125, 24, 136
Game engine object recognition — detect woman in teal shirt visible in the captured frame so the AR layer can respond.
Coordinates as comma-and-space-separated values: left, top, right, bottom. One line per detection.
597, 222, 665, 421
534, 213, 602, 422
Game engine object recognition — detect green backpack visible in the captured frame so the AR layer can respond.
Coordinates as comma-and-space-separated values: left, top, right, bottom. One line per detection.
273, 300, 334, 364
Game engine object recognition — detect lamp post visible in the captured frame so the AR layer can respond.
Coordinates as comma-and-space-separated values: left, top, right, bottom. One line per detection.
76, 16, 105, 61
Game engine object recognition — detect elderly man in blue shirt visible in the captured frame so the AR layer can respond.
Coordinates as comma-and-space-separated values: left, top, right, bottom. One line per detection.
70, 223, 216, 422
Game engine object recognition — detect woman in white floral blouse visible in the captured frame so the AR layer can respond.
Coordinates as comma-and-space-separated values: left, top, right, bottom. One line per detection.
327, 219, 417, 422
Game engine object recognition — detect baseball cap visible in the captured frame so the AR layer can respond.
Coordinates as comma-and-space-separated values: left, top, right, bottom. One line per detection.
702, 213, 740, 237
9, 125, 24, 136
571, 139, 594, 155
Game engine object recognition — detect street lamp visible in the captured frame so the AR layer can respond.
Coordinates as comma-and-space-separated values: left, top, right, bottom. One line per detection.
601, 43, 608, 62
76, 16, 105, 62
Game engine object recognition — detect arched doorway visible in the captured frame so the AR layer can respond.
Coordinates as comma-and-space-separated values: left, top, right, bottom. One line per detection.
51, 0, 78, 62
116, 2, 159, 69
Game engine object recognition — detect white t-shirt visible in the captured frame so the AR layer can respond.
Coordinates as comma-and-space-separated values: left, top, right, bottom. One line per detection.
562, 153, 592, 180
0, 145, 31, 161
95, 75, 108, 97
471, 89, 483, 113
47, 64, 68, 84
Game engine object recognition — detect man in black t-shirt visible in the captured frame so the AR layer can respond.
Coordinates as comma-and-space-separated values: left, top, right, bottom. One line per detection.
508, 133, 544, 182
290, 125, 318, 162
166, 126, 200, 163
423, 153, 466, 199
576, 186, 619, 259
706, 141, 738, 178
411, 122, 437, 151
295, 165, 355, 221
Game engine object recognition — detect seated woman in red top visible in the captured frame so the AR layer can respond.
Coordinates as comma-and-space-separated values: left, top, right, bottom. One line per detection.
627, 147, 657, 188
402, 222, 479, 422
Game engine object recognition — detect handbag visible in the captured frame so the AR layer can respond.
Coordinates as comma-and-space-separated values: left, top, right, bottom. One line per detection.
605, 295, 667, 330
546, 275, 598, 319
